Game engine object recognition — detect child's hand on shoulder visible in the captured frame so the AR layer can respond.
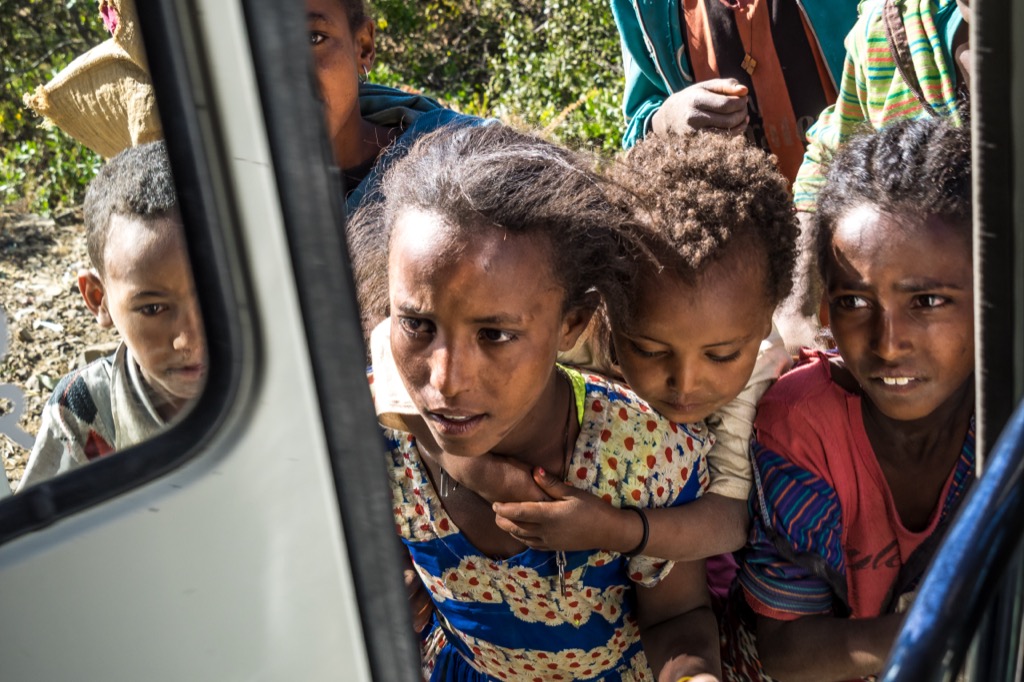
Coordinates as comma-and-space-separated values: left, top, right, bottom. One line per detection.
493, 467, 644, 554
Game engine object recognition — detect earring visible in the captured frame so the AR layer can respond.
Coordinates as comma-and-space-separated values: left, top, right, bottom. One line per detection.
358, 64, 370, 84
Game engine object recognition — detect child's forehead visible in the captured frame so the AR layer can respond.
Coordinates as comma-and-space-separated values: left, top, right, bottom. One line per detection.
102, 213, 188, 277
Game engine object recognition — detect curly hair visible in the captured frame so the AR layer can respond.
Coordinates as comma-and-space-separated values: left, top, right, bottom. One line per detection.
83, 140, 178, 276
608, 131, 799, 310
353, 123, 640, 333
815, 117, 971, 278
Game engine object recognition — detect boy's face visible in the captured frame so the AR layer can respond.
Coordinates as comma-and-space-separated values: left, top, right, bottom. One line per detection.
612, 252, 773, 425
80, 214, 206, 419
826, 205, 974, 422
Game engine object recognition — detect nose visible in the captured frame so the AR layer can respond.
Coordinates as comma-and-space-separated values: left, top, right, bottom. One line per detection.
429, 339, 473, 399
666, 356, 701, 396
871, 308, 912, 361
173, 299, 205, 357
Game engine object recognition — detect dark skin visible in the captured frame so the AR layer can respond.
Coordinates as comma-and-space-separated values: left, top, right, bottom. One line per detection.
857, 368, 974, 532
758, 208, 975, 681
413, 371, 579, 559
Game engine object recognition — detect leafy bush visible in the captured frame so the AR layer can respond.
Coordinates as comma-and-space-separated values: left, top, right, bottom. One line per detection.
1, 0, 626, 214
1, 0, 105, 213
371, 0, 625, 153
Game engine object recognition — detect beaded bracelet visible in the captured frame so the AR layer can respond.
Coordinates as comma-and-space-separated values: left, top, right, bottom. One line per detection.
622, 505, 649, 558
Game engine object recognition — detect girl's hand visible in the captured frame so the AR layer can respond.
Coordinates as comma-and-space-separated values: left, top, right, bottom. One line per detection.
492, 467, 644, 553
402, 553, 433, 634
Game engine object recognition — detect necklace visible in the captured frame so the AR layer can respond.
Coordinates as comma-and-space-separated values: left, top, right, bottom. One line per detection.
739, 1, 757, 75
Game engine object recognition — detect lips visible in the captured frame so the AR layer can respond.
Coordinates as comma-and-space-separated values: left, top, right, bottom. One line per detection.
168, 364, 207, 381
427, 409, 486, 436
658, 396, 714, 422
869, 371, 925, 392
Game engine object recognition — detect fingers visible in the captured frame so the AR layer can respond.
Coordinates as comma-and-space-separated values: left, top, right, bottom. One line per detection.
403, 561, 434, 633
531, 466, 578, 499
699, 77, 749, 97
500, 521, 551, 551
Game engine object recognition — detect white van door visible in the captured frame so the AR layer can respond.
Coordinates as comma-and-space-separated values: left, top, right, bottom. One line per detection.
0, 1, 418, 679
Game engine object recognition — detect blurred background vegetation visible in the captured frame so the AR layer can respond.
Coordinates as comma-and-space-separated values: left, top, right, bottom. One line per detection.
1, 0, 624, 215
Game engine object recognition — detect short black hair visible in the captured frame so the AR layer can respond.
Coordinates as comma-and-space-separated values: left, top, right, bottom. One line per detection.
83, 140, 179, 275
337, 0, 370, 31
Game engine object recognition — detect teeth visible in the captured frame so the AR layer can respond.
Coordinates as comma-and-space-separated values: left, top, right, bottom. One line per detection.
441, 414, 471, 422
882, 377, 912, 386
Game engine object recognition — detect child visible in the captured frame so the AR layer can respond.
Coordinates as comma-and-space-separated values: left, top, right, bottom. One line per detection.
18, 141, 206, 490
374, 123, 722, 681
465, 132, 796, 574
780, 0, 970, 350
726, 117, 974, 681
305, 0, 480, 214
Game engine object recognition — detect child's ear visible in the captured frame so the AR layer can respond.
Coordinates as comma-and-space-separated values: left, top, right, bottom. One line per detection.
558, 292, 600, 352
78, 269, 113, 328
354, 18, 377, 75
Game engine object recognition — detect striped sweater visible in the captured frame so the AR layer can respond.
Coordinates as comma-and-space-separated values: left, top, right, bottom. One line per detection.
792, 0, 965, 212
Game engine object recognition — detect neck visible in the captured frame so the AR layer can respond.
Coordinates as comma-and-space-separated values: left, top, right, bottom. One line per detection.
492, 369, 575, 473
333, 118, 398, 175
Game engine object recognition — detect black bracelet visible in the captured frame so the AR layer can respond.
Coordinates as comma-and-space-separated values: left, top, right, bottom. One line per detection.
622, 505, 649, 558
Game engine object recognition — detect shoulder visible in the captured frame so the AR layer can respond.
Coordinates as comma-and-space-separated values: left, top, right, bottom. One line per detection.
754, 350, 858, 474
574, 372, 711, 509
757, 350, 846, 422
45, 354, 115, 420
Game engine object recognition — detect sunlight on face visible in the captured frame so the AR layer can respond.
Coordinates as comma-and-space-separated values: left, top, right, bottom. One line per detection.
613, 252, 773, 425
826, 205, 974, 421
387, 209, 579, 458
100, 215, 206, 419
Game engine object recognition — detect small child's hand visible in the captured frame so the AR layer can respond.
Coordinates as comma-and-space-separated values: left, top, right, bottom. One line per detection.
492, 467, 643, 553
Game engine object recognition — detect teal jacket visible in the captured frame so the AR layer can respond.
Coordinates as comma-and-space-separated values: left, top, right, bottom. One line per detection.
347, 83, 483, 214
610, 0, 860, 147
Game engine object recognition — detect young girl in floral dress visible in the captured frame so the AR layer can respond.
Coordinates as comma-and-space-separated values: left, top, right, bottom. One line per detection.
373, 123, 722, 681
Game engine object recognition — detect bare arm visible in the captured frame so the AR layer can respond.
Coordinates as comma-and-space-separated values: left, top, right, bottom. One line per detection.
493, 471, 748, 559
641, 493, 748, 561
757, 613, 902, 682
636, 560, 721, 681
438, 451, 549, 504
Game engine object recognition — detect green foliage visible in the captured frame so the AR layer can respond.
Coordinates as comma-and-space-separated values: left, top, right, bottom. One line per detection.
1, 0, 105, 213
1, 0, 626, 215
370, 0, 625, 153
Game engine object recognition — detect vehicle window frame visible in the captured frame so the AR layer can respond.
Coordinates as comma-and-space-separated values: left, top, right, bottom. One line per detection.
0, 1, 251, 546
232, 0, 422, 678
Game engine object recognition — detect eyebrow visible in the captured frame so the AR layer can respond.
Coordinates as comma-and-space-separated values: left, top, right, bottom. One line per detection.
307, 12, 332, 24
394, 303, 525, 326
632, 333, 752, 348
130, 290, 168, 301
833, 278, 967, 292
894, 279, 968, 293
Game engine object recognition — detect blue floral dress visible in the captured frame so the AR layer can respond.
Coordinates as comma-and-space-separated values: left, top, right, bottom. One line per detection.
385, 368, 712, 681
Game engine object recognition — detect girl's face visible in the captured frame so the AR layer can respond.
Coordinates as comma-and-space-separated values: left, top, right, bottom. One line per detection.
388, 208, 588, 458
612, 253, 773, 424
306, 0, 373, 163
826, 205, 974, 421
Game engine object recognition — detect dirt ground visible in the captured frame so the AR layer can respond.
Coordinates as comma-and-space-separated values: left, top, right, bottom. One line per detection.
1, 208, 118, 491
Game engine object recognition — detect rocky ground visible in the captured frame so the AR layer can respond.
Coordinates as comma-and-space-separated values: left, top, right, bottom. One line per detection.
1, 208, 118, 491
